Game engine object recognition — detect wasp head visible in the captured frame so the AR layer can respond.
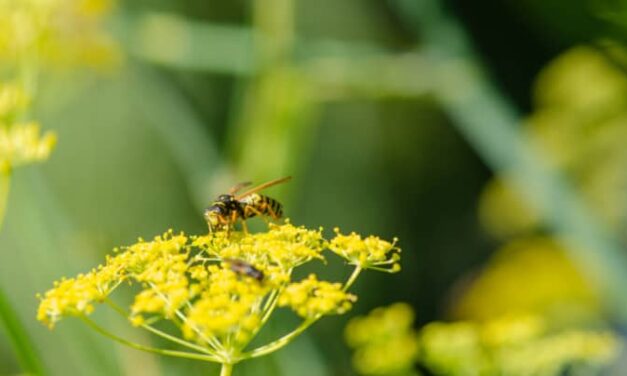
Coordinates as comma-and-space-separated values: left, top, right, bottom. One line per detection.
204, 204, 225, 232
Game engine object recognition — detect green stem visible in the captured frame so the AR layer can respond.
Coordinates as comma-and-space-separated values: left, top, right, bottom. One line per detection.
0, 172, 45, 375
343, 266, 362, 292
220, 363, 233, 376
239, 266, 361, 361
80, 316, 221, 363
239, 318, 316, 360
148, 282, 223, 351
104, 299, 214, 355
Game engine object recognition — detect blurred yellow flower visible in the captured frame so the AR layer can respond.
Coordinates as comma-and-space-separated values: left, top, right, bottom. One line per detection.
345, 303, 419, 376
0, 0, 119, 68
419, 314, 620, 376
478, 178, 539, 239
479, 46, 627, 237
0, 122, 56, 173
420, 320, 489, 375
452, 237, 602, 323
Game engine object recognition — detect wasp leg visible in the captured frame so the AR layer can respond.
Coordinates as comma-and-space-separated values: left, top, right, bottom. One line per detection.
266, 204, 281, 220
240, 219, 250, 234
242, 205, 266, 223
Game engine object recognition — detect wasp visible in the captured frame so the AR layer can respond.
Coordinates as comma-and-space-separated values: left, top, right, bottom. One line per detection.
223, 258, 264, 282
204, 176, 291, 233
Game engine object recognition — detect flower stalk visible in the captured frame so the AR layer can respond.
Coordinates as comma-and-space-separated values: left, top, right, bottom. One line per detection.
220, 363, 233, 376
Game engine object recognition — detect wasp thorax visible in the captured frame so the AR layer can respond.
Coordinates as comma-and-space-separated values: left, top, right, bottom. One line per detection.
217, 194, 235, 202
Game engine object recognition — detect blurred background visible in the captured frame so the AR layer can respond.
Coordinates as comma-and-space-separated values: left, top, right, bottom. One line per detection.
3, 0, 627, 375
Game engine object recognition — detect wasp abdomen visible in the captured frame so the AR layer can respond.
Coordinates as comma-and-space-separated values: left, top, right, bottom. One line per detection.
241, 193, 283, 219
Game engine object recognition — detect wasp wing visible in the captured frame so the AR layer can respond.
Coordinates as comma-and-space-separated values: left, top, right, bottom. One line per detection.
229, 181, 253, 195
235, 176, 292, 199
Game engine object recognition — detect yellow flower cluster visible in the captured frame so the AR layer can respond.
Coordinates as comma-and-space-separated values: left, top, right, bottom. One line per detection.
0, 0, 119, 68
183, 265, 268, 346
38, 223, 400, 364
0, 82, 56, 173
278, 274, 356, 319
345, 303, 419, 376
330, 229, 400, 272
37, 263, 122, 328
193, 222, 327, 273
0, 122, 56, 173
452, 237, 602, 323
480, 46, 627, 237
420, 314, 620, 376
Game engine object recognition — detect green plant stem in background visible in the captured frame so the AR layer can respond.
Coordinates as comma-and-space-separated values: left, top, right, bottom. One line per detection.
220, 363, 233, 376
0, 289, 45, 375
0, 172, 45, 374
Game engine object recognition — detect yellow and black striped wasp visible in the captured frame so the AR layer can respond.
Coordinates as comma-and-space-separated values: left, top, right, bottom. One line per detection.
204, 176, 291, 233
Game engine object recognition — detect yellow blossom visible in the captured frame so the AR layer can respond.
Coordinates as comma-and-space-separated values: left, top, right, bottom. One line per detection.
0, 122, 56, 173
183, 265, 268, 345
479, 47, 627, 237
345, 303, 419, 376
453, 237, 602, 323
278, 274, 356, 319
0, 0, 120, 68
38, 222, 398, 367
194, 222, 327, 273
418, 315, 621, 376
330, 229, 400, 271
37, 264, 121, 328
420, 321, 490, 375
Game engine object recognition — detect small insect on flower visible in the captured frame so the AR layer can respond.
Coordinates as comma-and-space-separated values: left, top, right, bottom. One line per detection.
204, 176, 291, 233
223, 258, 265, 282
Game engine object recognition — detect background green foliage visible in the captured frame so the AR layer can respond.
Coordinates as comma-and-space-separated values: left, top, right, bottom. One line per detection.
2, 0, 627, 375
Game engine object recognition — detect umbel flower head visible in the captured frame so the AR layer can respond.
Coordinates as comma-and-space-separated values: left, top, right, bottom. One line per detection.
38, 221, 400, 369
419, 314, 621, 376
0, 0, 120, 67
0, 121, 56, 173
345, 303, 419, 376
0, 82, 56, 174
346, 304, 621, 376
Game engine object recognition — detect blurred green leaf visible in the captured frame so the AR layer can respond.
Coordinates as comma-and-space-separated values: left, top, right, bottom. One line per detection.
0, 288, 45, 375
